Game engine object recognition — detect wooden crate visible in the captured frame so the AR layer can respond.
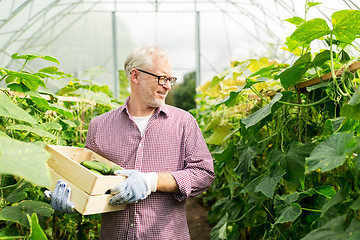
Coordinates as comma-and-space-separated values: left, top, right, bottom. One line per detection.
45, 145, 127, 215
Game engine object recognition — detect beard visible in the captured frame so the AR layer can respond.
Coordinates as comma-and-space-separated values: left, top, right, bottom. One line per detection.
138, 79, 166, 108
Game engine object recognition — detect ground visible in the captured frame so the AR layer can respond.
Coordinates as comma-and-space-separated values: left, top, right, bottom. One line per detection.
186, 197, 212, 240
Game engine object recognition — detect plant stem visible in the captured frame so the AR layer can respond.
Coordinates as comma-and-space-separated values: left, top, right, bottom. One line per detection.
0, 179, 24, 190
301, 207, 322, 212
228, 205, 256, 223
20, 58, 29, 72
250, 86, 269, 104
278, 95, 329, 107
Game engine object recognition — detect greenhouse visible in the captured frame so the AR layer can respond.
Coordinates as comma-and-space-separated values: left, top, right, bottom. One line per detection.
1, 0, 360, 239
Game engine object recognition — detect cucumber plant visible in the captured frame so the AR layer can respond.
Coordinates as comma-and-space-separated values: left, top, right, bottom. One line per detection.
194, 7, 360, 240
0, 53, 122, 239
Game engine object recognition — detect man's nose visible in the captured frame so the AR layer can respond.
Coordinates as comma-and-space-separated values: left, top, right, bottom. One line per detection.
163, 80, 172, 90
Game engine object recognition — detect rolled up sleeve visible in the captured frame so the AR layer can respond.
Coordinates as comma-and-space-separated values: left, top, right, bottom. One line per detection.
171, 116, 215, 201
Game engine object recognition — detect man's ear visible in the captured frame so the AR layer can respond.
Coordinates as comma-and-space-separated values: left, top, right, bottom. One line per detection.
130, 69, 139, 84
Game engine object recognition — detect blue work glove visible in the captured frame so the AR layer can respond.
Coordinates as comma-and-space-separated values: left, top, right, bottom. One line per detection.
44, 180, 75, 213
109, 170, 158, 205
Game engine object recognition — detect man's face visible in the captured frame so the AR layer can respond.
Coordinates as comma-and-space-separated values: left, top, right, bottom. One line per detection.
137, 57, 173, 108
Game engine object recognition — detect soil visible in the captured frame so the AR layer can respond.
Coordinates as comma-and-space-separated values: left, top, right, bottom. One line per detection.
186, 197, 212, 240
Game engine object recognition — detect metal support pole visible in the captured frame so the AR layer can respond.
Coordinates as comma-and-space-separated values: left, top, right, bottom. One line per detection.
195, 11, 201, 88
112, 11, 119, 98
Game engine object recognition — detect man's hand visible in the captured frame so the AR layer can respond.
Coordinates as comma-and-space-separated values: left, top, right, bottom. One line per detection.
44, 180, 75, 213
109, 170, 157, 205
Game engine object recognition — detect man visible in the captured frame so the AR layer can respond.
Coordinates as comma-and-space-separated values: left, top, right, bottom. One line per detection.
49, 44, 215, 239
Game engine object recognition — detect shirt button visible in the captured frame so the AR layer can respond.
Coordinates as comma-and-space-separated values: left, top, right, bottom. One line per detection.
139, 143, 142, 147
130, 223, 134, 227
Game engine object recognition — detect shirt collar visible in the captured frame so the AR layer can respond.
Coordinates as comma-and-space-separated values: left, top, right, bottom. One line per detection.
120, 96, 170, 118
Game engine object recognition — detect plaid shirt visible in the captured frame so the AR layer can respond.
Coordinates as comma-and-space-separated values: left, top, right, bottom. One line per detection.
85, 98, 215, 240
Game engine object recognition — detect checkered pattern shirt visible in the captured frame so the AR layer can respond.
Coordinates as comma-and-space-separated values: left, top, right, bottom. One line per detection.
85, 98, 215, 240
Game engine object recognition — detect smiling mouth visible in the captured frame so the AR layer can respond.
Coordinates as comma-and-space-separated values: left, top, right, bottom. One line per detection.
157, 91, 167, 98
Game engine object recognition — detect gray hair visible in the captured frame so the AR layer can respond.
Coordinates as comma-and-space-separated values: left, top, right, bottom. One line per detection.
124, 44, 171, 80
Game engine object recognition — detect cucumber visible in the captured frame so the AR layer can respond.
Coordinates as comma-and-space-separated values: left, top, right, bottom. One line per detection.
89, 169, 103, 175
110, 165, 124, 175
81, 160, 121, 175
93, 161, 111, 175
81, 160, 104, 172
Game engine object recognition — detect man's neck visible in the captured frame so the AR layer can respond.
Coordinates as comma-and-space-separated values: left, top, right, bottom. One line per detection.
128, 97, 156, 117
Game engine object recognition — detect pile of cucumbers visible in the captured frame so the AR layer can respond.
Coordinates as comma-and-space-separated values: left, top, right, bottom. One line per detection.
81, 160, 123, 175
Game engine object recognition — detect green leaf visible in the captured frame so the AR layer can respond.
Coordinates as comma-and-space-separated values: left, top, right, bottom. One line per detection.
240, 174, 262, 195
49, 103, 73, 119
339, 49, 351, 63
291, 18, 331, 44
274, 192, 300, 215
241, 93, 282, 129
210, 64, 247, 88
0, 94, 36, 124
350, 197, 360, 210
279, 53, 312, 90
0, 67, 7, 76
285, 16, 305, 26
321, 190, 343, 218
313, 50, 332, 67
59, 119, 77, 128
215, 90, 243, 109
27, 213, 48, 240
255, 165, 285, 198
344, 218, 360, 240
0, 200, 53, 228
6, 181, 32, 204
40, 122, 62, 131
341, 87, 360, 120
213, 142, 235, 165
234, 142, 257, 179
305, 132, 357, 173
34, 72, 55, 79
210, 212, 228, 240
206, 124, 233, 145
38, 66, 59, 74
314, 185, 336, 198
269, 143, 314, 190
215, 77, 269, 109
4, 69, 45, 91
324, 117, 344, 135
204, 116, 222, 132
307, 2, 321, 8
57, 86, 78, 95
332, 10, 360, 43
0, 137, 51, 186
301, 215, 360, 240
274, 203, 302, 225
7, 124, 57, 139
89, 84, 110, 94
25, 91, 50, 111
12, 53, 60, 65
284, 36, 302, 52
7, 83, 29, 93
0, 227, 21, 238
248, 64, 275, 78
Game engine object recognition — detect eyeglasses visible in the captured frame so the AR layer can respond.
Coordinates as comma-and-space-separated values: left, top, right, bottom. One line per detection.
136, 68, 177, 86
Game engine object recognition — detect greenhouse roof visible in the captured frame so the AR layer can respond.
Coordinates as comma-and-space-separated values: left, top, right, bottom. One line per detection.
1, 0, 359, 96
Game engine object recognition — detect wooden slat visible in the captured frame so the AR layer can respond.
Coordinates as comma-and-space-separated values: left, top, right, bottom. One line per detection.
296, 61, 360, 90
8, 91, 95, 104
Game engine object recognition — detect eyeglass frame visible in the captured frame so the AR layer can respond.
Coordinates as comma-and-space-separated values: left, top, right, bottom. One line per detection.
136, 68, 177, 86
